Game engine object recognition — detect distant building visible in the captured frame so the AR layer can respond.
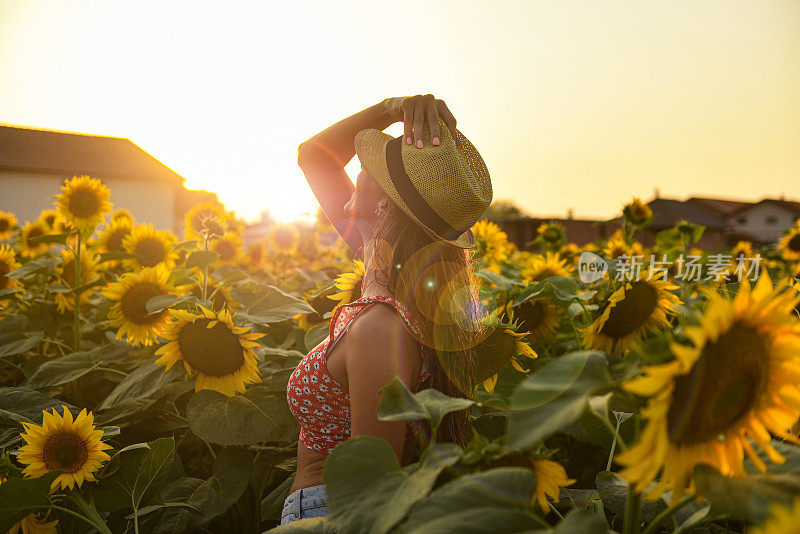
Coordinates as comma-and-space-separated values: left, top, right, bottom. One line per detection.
494, 194, 800, 253
0, 124, 217, 235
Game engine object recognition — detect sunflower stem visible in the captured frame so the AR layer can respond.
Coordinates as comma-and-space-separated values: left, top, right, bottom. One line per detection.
73, 231, 82, 351
641, 493, 696, 534
49, 504, 112, 534
606, 412, 626, 471
202, 233, 209, 303
623, 486, 642, 534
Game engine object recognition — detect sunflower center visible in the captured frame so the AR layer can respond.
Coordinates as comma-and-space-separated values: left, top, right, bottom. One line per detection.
667, 322, 769, 446
518, 300, 545, 331
788, 234, 800, 253
177, 318, 245, 377
599, 281, 659, 339
26, 226, 45, 248
121, 282, 166, 324
68, 187, 101, 219
42, 430, 89, 474
0, 259, 10, 290
134, 237, 167, 267
0, 219, 9, 232
106, 228, 129, 252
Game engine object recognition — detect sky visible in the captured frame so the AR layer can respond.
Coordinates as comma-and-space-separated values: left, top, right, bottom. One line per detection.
1, 0, 798, 224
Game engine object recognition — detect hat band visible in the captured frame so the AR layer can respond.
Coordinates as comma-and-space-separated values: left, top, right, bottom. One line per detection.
385, 136, 467, 241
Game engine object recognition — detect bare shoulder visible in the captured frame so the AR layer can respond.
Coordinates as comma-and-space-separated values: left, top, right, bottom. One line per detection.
346, 303, 420, 362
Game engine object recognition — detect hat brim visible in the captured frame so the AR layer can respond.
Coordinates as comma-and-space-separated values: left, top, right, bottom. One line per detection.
354, 128, 477, 249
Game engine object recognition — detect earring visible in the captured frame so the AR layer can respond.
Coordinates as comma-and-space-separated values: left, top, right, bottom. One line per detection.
374, 207, 381, 215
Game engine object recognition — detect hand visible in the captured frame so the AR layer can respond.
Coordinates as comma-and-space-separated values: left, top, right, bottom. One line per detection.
384, 94, 457, 149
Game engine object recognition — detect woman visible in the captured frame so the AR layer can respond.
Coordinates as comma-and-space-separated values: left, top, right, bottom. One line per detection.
279, 94, 492, 526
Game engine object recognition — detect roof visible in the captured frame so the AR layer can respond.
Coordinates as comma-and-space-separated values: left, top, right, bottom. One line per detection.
732, 198, 800, 215
687, 197, 753, 215
645, 198, 727, 229
0, 124, 184, 184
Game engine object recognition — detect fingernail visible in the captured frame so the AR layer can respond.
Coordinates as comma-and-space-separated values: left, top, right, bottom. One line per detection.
406, 137, 412, 145
416, 139, 423, 148
432, 137, 440, 146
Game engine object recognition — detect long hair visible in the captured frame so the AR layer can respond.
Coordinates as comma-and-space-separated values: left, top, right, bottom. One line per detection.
356, 195, 486, 464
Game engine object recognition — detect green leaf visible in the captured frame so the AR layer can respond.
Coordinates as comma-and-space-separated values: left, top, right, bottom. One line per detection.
0, 331, 44, 357
0, 470, 62, 532
151, 447, 252, 532
221, 269, 249, 285
145, 293, 196, 314
173, 240, 199, 251
186, 387, 297, 446
186, 250, 219, 269
229, 282, 315, 324
507, 350, 614, 451
28, 233, 69, 245
25, 350, 101, 388
402, 468, 541, 533
5, 257, 60, 280
93, 437, 176, 516
304, 322, 330, 352
553, 507, 611, 534
693, 463, 800, 523
377, 376, 474, 431
97, 359, 181, 411
323, 436, 462, 534
0, 388, 79, 448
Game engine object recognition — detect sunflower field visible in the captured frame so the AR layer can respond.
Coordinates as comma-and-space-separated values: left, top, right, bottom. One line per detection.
2, 178, 800, 534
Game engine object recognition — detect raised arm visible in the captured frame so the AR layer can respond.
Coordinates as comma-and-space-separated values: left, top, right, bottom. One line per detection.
297, 95, 458, 258
297, 99, 397, 258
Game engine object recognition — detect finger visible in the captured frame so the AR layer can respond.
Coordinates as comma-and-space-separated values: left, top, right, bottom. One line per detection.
426, 98, 441, 146
413, 101, 425, 149
438, 102, 458, 140
403, 99, 414, 145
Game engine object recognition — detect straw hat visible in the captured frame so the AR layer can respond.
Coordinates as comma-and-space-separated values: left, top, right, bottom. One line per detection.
354, 117, 492, 249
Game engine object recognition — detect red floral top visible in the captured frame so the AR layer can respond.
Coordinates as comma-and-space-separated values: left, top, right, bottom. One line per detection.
286, 294, 431, 454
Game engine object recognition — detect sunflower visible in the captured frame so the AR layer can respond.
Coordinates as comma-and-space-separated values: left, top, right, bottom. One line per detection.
531, 459, 577, 514
0, 210, 17, 241
244, 242, 265, 268
212, 232, 243, 265
111, 208, 134, 225
18, 221, 50, 258
779, 226, 800, 262
16, 406, 112, 491
267, 222, 299, 255
0, 475, 59, 533
295, 227, 321, 263
154, 306, 264, 396
520, 252, 573, 283
94, 219, 133, 268
0, 244, 21, 308
102, 264, 178, 346
54, 245, 97, 313
536, 221, 567, 249
504, 297, 563, 341
474, 318, 538, 395
122, 223, 178, 270
751, 496, 800, 534
615, 270, 800, 504
471, 219, 513, 273
327, 258, 365, 311
581, 276, 681, 356
184, 202, 229, 240
54, 175, 113, 233
37, 209, 63, 234
622, 197, 654, 228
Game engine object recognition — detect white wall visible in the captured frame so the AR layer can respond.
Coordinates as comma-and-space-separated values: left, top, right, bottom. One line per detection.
728, 203, 799, 242
0, 170, 177, 233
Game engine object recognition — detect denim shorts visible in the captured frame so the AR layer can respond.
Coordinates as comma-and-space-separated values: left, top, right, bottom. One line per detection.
279, 483, 328, 526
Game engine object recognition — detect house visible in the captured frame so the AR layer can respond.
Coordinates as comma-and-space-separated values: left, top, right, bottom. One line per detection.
724, 198, 800, 244
0, 124, 196, 234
